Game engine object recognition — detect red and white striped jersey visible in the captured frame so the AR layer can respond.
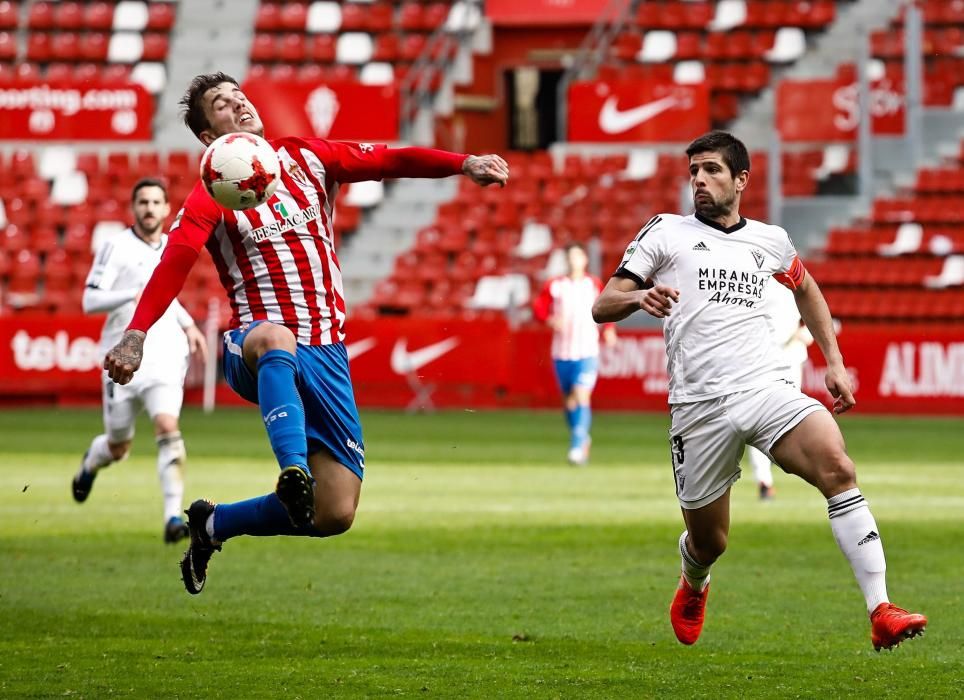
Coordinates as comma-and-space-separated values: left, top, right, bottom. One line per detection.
533, 274, 606, 360
169, 137, 389, 345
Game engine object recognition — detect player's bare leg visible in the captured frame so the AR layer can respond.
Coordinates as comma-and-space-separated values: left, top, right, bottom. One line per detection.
772, 411, 926, 649
671, 489, 730, 644
307, 449, 361, 535
566, 385, 593, 465
153, 413, 189, 543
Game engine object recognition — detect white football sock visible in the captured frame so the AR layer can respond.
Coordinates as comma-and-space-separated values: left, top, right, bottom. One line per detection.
748, 446, 774, 487
157, 432, 186, 523
83, 434, 114, 473
679, 531, 711, 590
828, 488, 889, 613
205, 512, 217, 541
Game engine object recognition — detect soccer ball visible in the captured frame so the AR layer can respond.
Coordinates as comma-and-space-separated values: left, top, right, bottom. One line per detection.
200, 132, 280, 210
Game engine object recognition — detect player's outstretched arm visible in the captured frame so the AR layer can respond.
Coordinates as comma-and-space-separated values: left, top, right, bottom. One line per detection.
462, 155, 509, 188
593, 277, 678, 322
793, 271, 855, 414
104, 329, 146, 385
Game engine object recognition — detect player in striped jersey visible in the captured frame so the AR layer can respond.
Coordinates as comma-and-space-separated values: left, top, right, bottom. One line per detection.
532, 243, 616, 465
593, 131, 926, 650
103, 73, 509, 594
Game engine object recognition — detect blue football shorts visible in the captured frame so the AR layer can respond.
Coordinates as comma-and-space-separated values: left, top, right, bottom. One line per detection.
222, 321, 365, 480
553, 356, 599, 395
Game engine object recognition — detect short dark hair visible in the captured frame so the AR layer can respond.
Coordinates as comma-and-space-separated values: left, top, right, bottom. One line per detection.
685, 131, 751, 176
131, 177, 168, 202
179, 72, 239, 138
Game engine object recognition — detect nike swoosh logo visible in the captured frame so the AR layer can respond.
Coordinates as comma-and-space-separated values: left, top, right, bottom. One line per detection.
390, 337, 459, 374
598, 95, 679, 135
345, 337, 377, 361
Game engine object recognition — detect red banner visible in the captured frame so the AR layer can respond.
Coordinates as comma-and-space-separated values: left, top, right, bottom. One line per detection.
487, 0, 609, 25
0, 81, 153, 141
2, 316, 962, 414
777, 75, 905, 141
240, 79, 399, 141
567, 80, 710, 142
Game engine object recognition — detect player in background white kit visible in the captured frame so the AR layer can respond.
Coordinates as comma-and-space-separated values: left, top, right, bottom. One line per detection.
592, 131, 926, 651
532, 243, 616, 465
72, 179, 208, 544
746, 278, 813, 499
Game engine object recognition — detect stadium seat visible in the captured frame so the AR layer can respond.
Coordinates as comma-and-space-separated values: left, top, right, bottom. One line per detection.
709, 0, 747, 31
337, 32, 373, 64
85, 2, 114, 31
108, 32, 144, 62
639, 31, 677, 62
79, 33, 109, 62
0, 1, 18, 30
141, 33, 169, 62
309, 34, 336, 63
367, 3, 394, 33
113, 1, 149, 32
0, 31, 16, 62
255, 3, 281, 32
55, 2, 85, 30
340, 3, 366, 32
359, 61, 394, 85
28, 2, 54, 30
307, 1, 341, 33
131, 62, 167, 94
398, 2, 423, 32
279, 33, 307, 62
924, 255, 964, 288
280, 3, 308, 31
146, 2, 176, 31
764, 27, 806, 63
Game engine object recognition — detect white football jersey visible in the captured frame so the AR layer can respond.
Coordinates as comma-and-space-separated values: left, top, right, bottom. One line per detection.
616, 213, 806, 404
85, 228, 191, 380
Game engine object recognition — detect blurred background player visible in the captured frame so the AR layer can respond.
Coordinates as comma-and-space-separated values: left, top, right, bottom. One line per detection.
72, 178, 208, 544
533, 242, 616, 465
746, 277, 814, 500
104, 73, 509, 594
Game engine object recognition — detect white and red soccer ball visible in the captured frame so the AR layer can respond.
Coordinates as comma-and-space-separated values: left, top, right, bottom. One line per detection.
200, 132, 280, 210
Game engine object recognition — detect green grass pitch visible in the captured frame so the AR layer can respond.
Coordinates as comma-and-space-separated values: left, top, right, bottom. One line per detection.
1, 407, 962, 698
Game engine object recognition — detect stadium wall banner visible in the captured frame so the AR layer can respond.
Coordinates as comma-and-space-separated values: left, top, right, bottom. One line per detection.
0, 81, 153, 140
2, 316, 963, 414
239, 80, 399, 141
486, 0, 610, 26
567, 81, 710, 142
776, 75, 905, 141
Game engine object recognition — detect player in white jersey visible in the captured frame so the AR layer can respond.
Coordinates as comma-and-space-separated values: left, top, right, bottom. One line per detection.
746, 278, 813, 499
592, 131, 926, 650
72, 179, 208, 544
532, 242, 616, 465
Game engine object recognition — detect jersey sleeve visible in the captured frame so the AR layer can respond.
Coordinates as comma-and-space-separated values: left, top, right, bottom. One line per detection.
772, 228, 806, 290
613, 215, 668, 287
531, 279, 555, 322
304, 139, 467, 184
167, 184, 222, 252
84, 237, 124, 291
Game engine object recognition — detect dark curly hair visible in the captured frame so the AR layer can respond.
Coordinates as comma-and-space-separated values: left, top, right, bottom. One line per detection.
179, 72, 239, 138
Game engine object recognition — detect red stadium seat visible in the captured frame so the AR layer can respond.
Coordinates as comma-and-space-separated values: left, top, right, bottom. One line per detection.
84, 2, 113, 31
51, 33, 81, 62
73, 62, 100, 83
146, 2, 176, 31
45, 63, 73, 82
101, 63, 131, 85
367, 3, 394, 33
340, 3, 366, 32
423, 3, 450, 30
296, 63, 326, 83
26, 33, 52, 62
398, 2, 423, 32
28, 1, 54, 30
279, 33, 307, 63
0, 31, 15, 61
30, 225, 59, 254
400, 34, 426, 62
247, 63, 269, 81
79, 32, 109, 62
55, 1, 84, 30
250, 33, 276, 62
279, 3, 308, 32
372, 33, 399, 62
309, 34, 336, 63
0, 2, 18, 30
5, 249, 42, 309
269, 63, 296, 81
141, 33, 170, 61
255, 3, 281, 31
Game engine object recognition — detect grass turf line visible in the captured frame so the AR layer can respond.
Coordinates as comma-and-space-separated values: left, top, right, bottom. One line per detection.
0, 408, 961, 698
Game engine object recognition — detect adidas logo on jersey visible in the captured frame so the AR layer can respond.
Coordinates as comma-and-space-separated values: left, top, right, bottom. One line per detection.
692, 241, 710, 251
858, 530, 880, 546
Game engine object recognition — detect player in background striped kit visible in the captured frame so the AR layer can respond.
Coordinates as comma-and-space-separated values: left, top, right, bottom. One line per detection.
104, 73, 509, 594
533, 243, 616, 465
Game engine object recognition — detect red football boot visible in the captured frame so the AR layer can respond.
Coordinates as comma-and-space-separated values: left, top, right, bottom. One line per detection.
870, 603, 927, 651
670, 575, 710, 645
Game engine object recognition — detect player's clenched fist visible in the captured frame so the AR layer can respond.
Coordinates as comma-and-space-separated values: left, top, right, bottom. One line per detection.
640, 284, 680, 318
462, 154, 510, 188
104, 329, 147, 385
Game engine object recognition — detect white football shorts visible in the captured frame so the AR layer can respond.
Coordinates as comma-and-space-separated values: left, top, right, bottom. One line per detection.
668, 382, 826, 509
102, 372, 186, 443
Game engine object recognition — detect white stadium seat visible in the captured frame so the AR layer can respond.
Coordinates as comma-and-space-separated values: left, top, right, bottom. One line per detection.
638, 31, 677, 63
514, 222, 552, 259
131, 62, 167, 94
765, 27, 806, 63
815, 145, 850, 179
336, 32, 373, 65
709, 0, 746, 31
51, 172, 89, 207
359, 62, 395, 85
345, 181, 384, 208
924, 255, 964, 288
108, 32, 144, 63
878, 222, 923, 257
624, 149, 658, 180
306, 2, 342, 33
38, 147, 77, 181
468, 274, 531, 309
673, 60, 705, 85
0, 198, 7, 229
446, 1, 482, 33
113, 1, 149, 32
91, 221, 127, 253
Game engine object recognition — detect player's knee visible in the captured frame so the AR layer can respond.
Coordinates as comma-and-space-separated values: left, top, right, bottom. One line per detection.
246, 323, 297, 358
690, 531, 727, 564
154, 416, 178, 435
108, 440, 131, 461
313, 503, 356, 535
818, 452, 856, 495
